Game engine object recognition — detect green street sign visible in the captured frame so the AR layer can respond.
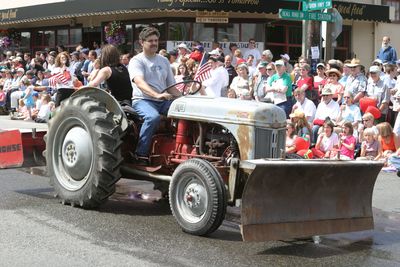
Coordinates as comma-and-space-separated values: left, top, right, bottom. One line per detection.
279, 9, 334, 22
302, 0, 332, 11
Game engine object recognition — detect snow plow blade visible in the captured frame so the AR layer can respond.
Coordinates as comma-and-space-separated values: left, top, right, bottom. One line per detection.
239, 159, 383, 242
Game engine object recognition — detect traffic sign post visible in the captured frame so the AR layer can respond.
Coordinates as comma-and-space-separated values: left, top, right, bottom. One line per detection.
279, 9, 334, 22
302, 0, 332, 11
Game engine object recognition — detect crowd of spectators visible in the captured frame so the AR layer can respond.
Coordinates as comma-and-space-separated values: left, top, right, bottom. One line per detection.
2, 34, 400, 168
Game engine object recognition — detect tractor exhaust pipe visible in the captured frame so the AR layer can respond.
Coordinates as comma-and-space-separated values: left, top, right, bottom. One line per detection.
120, 165, 172, 182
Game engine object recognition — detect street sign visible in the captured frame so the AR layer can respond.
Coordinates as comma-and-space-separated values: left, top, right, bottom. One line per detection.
303, 0, 332, 11
279, 9, 334, 22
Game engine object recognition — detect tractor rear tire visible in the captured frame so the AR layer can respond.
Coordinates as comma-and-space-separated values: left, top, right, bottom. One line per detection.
45, 94, 123, 208
169, 158, 227, 236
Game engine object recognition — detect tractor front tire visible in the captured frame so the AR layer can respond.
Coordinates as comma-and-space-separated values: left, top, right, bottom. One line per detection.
169, 158, 227, 236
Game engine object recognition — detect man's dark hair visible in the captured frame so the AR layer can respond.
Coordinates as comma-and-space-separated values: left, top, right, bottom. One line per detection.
139, 27, 160, 41
229, 43, 237, 50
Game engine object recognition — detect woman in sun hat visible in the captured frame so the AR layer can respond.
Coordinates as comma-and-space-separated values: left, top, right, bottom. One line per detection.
324, 68, 344, 103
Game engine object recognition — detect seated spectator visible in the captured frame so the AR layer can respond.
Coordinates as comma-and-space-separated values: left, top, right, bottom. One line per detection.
312, 88, 340, 144
324, 68, 344, 103
357, 127, 380, 160
290, 110, 312, 142
312, 120, 339, 159
359, 112, 379, 141
336, 91, 361, 138
285, 122, 297, 154
227, 89, 236, 98
291, 87, 316, 125
338, 122, 356, 159
0, 85, 5, 106
253, 62, 268, 102
189, 45, 203, 62
35, 94, 52, 123
376, 122, 399, 161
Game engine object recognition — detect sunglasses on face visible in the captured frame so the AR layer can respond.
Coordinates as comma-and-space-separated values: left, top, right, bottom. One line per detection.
266, 68, 273, 71
349, 66, 357, 69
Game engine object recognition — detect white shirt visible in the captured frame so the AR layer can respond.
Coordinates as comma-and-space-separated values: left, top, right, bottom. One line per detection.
243, 48, 261, 67
315, 99, 340, 122
37, 103, 51, 121
294, 98, 316, 124
202, 66, 229, 97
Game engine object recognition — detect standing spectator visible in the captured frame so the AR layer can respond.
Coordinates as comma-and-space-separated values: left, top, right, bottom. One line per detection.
296, 63, 314, 101
230, 63, 252, 100
120, 53, 130, 68
291, 87, 316, 125
177, 43, 191, 64
189, 45, 203, 62
200, 56, 229, 97
80, 48, 90, 85
246, 55, 256, 78
339, 59, 351, 86
234, 49, 245, 65
69, 51, 81, 79
224, 55, 237, 87
228, 43, 238, 67
253, 62, 268, 102
366, 65, 390, 122
266, 60, 293, 117
93, 41, 102, 57
243, 38, 261, 67
261, 50, 273, 64
344, 58, 367, 103
377, 36, 398, 64
168, 50, 179, 75
280, 54, 293, 74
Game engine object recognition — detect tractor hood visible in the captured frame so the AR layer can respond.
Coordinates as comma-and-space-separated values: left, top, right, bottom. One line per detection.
168, 96, 286, 128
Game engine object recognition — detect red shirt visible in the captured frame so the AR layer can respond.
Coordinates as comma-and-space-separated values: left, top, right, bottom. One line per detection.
296, 76, 313, 91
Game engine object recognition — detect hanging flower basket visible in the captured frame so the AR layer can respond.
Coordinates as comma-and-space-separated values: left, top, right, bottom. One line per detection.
104, 21, 126, 45
0, 36, 11, 49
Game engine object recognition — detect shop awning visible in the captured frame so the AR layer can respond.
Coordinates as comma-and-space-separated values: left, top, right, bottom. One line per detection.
0, 0, 391, 26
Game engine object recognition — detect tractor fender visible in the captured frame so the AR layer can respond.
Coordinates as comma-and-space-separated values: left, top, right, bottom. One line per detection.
71, 87, 128, 131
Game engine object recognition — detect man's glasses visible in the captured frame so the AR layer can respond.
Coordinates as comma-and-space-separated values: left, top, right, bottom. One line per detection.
266, 68, 273, 71
249, 41, 255, 44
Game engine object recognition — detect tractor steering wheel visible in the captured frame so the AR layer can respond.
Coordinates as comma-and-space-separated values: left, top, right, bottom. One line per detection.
163, 80, 202, 96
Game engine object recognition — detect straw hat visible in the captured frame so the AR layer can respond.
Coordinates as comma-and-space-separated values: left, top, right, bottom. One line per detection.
345, 58, 361, 67
289, 110, 305, 119
325, 68, 342, 78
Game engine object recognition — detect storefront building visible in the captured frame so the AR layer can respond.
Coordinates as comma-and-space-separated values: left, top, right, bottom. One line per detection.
0, 0, 394, 65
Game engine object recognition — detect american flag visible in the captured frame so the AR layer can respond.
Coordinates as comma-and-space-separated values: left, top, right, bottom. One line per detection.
49, 71, 70, 88
194, 52, 211, 82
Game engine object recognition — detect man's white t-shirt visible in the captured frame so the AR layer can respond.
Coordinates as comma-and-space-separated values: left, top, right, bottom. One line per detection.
202, 66, 229, 97
315, 99, 340, 121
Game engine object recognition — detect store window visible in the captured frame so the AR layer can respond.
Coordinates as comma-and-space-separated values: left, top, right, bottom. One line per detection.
57, 29, 68, 46
266, 23, 302, 63
217, 23, 239, 42
383, 0, 400, 22
193, 23, 214, 42
134, 23, 167, 51
169, 22, 191, 41
70, 28, 82, 45
241, 23, 264, 42
334, 25, 351, 61
20, 32, 31, 51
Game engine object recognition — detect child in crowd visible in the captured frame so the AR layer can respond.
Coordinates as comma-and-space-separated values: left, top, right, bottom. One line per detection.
227, 89, 237, 99
338, 122, 356, 159
285, 122, 297, 154
0, 85, 5, 106
376, 122, 399, 162
22, 85, 35, 120
35, 94, 52, 123
312, 120, 339, 158
357, 128, 380, 160
12, 99, 29, 120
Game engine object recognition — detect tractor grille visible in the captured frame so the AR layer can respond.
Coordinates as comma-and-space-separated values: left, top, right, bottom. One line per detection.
254, 128, 286, 159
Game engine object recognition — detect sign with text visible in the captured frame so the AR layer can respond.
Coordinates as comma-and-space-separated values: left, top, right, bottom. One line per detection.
279, 8, 334, 22
196, 17, 228, 23
303, 0, 332, 11
166, 41, 264, 58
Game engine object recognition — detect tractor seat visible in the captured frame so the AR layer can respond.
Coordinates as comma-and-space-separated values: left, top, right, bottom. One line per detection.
120, 100, 143, 122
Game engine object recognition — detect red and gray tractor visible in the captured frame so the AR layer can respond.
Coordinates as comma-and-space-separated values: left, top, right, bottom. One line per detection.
45, 84, 382, 241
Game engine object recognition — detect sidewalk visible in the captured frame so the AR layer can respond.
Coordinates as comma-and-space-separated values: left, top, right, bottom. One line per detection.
0, 115, 48, 132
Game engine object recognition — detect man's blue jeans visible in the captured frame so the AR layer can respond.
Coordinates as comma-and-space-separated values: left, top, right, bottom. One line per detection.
132, 99, 173, 157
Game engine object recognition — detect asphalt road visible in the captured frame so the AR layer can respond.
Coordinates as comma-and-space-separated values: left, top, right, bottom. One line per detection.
1, 168, 400, 267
